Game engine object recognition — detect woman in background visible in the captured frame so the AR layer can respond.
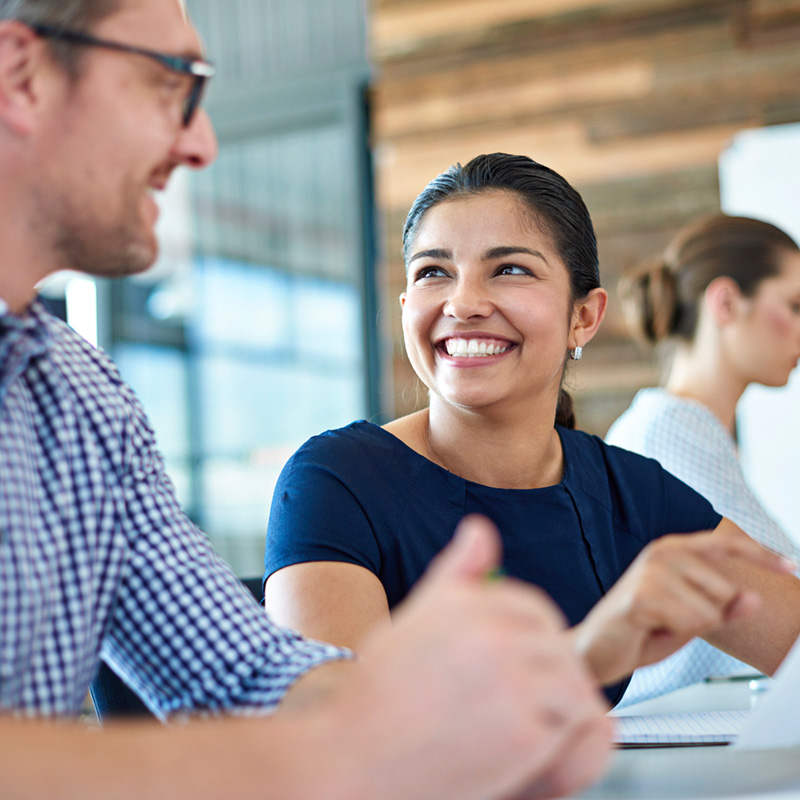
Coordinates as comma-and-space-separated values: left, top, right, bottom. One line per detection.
264, 157, 800, 707
607, 214, 800, 705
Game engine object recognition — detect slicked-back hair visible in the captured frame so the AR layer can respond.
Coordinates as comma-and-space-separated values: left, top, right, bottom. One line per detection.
1, 0, 122, 73
401, 153, 600, 429
402, 152, 600, 304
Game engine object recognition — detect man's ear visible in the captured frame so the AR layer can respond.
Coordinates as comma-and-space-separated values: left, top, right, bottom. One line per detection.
570, 287, 608, 350
704, 276, 742, 326
0, 20, 48, 136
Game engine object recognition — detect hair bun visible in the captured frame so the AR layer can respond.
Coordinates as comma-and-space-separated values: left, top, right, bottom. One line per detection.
618, 258, 678, 343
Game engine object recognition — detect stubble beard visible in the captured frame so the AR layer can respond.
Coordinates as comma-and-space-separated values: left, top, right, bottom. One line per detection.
54, 214, 157, 280
42, 178, 159, 280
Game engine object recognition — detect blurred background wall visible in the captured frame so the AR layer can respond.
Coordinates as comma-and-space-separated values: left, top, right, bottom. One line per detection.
369, 0, 800, 433
42, 0, 800, 573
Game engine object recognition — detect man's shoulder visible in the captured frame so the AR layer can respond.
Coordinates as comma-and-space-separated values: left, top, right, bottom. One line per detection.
33, 301, 125, 388
32, 302, 153, 442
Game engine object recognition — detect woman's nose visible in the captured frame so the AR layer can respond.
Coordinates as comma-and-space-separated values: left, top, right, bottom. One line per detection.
443, 278, 493, 320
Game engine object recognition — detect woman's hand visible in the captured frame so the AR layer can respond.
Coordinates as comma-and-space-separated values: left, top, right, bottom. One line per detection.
571, 520, 797, 686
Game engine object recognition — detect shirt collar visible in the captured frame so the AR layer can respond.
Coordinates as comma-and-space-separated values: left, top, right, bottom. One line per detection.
0, 297, 53, 345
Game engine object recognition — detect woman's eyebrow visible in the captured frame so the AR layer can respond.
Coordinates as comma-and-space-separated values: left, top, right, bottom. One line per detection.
483, 245, 549, 264
409, 248, 453, 264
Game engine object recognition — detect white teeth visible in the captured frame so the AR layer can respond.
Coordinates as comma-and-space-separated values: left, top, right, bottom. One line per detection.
444, 338, 509, 358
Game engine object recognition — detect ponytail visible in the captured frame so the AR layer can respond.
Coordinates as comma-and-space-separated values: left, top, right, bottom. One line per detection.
619, 214, 799, 345
555, 389, 576, 430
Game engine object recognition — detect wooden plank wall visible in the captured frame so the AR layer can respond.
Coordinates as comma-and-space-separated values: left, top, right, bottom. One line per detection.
369, 0, 800, 434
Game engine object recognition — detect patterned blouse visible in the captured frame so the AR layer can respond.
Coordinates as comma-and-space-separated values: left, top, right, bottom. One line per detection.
607, 387, 798, 706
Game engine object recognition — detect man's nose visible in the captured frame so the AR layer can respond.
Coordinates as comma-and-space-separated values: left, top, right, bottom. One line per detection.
173, 107, 218, 169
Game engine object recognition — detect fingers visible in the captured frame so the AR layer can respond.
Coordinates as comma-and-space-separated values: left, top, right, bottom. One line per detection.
675, 519, 796, 574
630, 544, 750, 631
489, 629, 611, 800
577, 523, 785, 683
353, 525, 611, 800
506, 715, 615, 800
423, 514, 502, 584
633, 521, 787, 633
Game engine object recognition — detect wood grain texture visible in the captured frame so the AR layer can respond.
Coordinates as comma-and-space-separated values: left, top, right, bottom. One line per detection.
370, 0, 800, 432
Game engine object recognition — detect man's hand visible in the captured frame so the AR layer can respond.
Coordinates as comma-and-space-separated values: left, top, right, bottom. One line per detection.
325, 515, 613, 800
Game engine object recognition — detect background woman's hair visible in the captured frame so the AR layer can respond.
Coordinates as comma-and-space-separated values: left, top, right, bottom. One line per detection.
620, 214, 800, 344
402, 152, 599, 428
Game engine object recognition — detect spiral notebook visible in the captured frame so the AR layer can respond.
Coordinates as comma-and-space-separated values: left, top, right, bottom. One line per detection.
615, 631, 800, 749
614, 709, 747, 748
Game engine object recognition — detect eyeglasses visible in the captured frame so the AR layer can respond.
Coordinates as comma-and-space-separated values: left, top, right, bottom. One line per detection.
28, 22, 215, 127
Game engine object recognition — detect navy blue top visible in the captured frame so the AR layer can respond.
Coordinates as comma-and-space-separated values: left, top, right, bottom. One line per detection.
265, 421, 722, 705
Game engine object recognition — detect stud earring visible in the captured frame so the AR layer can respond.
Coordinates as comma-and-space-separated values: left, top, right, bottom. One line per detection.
570, 346, 583, 361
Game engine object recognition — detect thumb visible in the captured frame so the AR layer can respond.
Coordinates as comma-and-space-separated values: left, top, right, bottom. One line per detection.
425, 514, 502, 584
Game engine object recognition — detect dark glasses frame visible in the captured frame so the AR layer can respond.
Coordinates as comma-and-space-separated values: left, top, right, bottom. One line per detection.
28, 22, 215, 127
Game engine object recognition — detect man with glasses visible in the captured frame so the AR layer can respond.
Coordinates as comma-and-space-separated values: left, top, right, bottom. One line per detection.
0, 1, 612, 797
28, 21, 215, 126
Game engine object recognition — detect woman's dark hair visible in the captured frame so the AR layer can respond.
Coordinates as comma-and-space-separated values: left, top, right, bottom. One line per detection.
403, 153, 600, 302
401, 152, 600, 429
620, 214, 800, 344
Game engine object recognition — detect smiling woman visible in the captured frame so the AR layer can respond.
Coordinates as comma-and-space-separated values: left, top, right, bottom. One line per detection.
398, 188, 602, 457
263, 153, 800, 707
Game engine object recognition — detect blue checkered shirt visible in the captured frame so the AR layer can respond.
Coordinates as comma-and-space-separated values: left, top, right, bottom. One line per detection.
0, 299, 346, 718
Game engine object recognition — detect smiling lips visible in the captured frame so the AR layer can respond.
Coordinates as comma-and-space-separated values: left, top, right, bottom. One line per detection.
441, 337, 513, 358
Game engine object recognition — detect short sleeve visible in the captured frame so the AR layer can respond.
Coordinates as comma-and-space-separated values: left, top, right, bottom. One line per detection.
265, 441, 383, 583
590, 438, 723, 578
659, 465, 723, 537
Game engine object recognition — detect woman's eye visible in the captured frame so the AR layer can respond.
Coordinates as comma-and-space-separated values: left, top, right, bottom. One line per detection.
790, 301, 800, 315
496, 264, 532, 276
414, 266, 449, 281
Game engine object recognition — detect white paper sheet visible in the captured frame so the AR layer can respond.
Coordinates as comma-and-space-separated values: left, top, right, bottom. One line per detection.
614, 710, 748, 746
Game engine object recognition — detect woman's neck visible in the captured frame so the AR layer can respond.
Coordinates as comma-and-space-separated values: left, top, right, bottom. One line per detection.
665, 345, 748, 435
418, 400, 565, 490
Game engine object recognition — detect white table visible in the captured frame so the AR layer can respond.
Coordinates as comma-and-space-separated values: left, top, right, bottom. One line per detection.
573, 679, 800, 800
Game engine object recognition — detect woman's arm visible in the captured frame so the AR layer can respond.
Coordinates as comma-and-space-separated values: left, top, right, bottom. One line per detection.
571, 518, 799, 686
702, 519, 800, 673
264, 562, 390, 650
